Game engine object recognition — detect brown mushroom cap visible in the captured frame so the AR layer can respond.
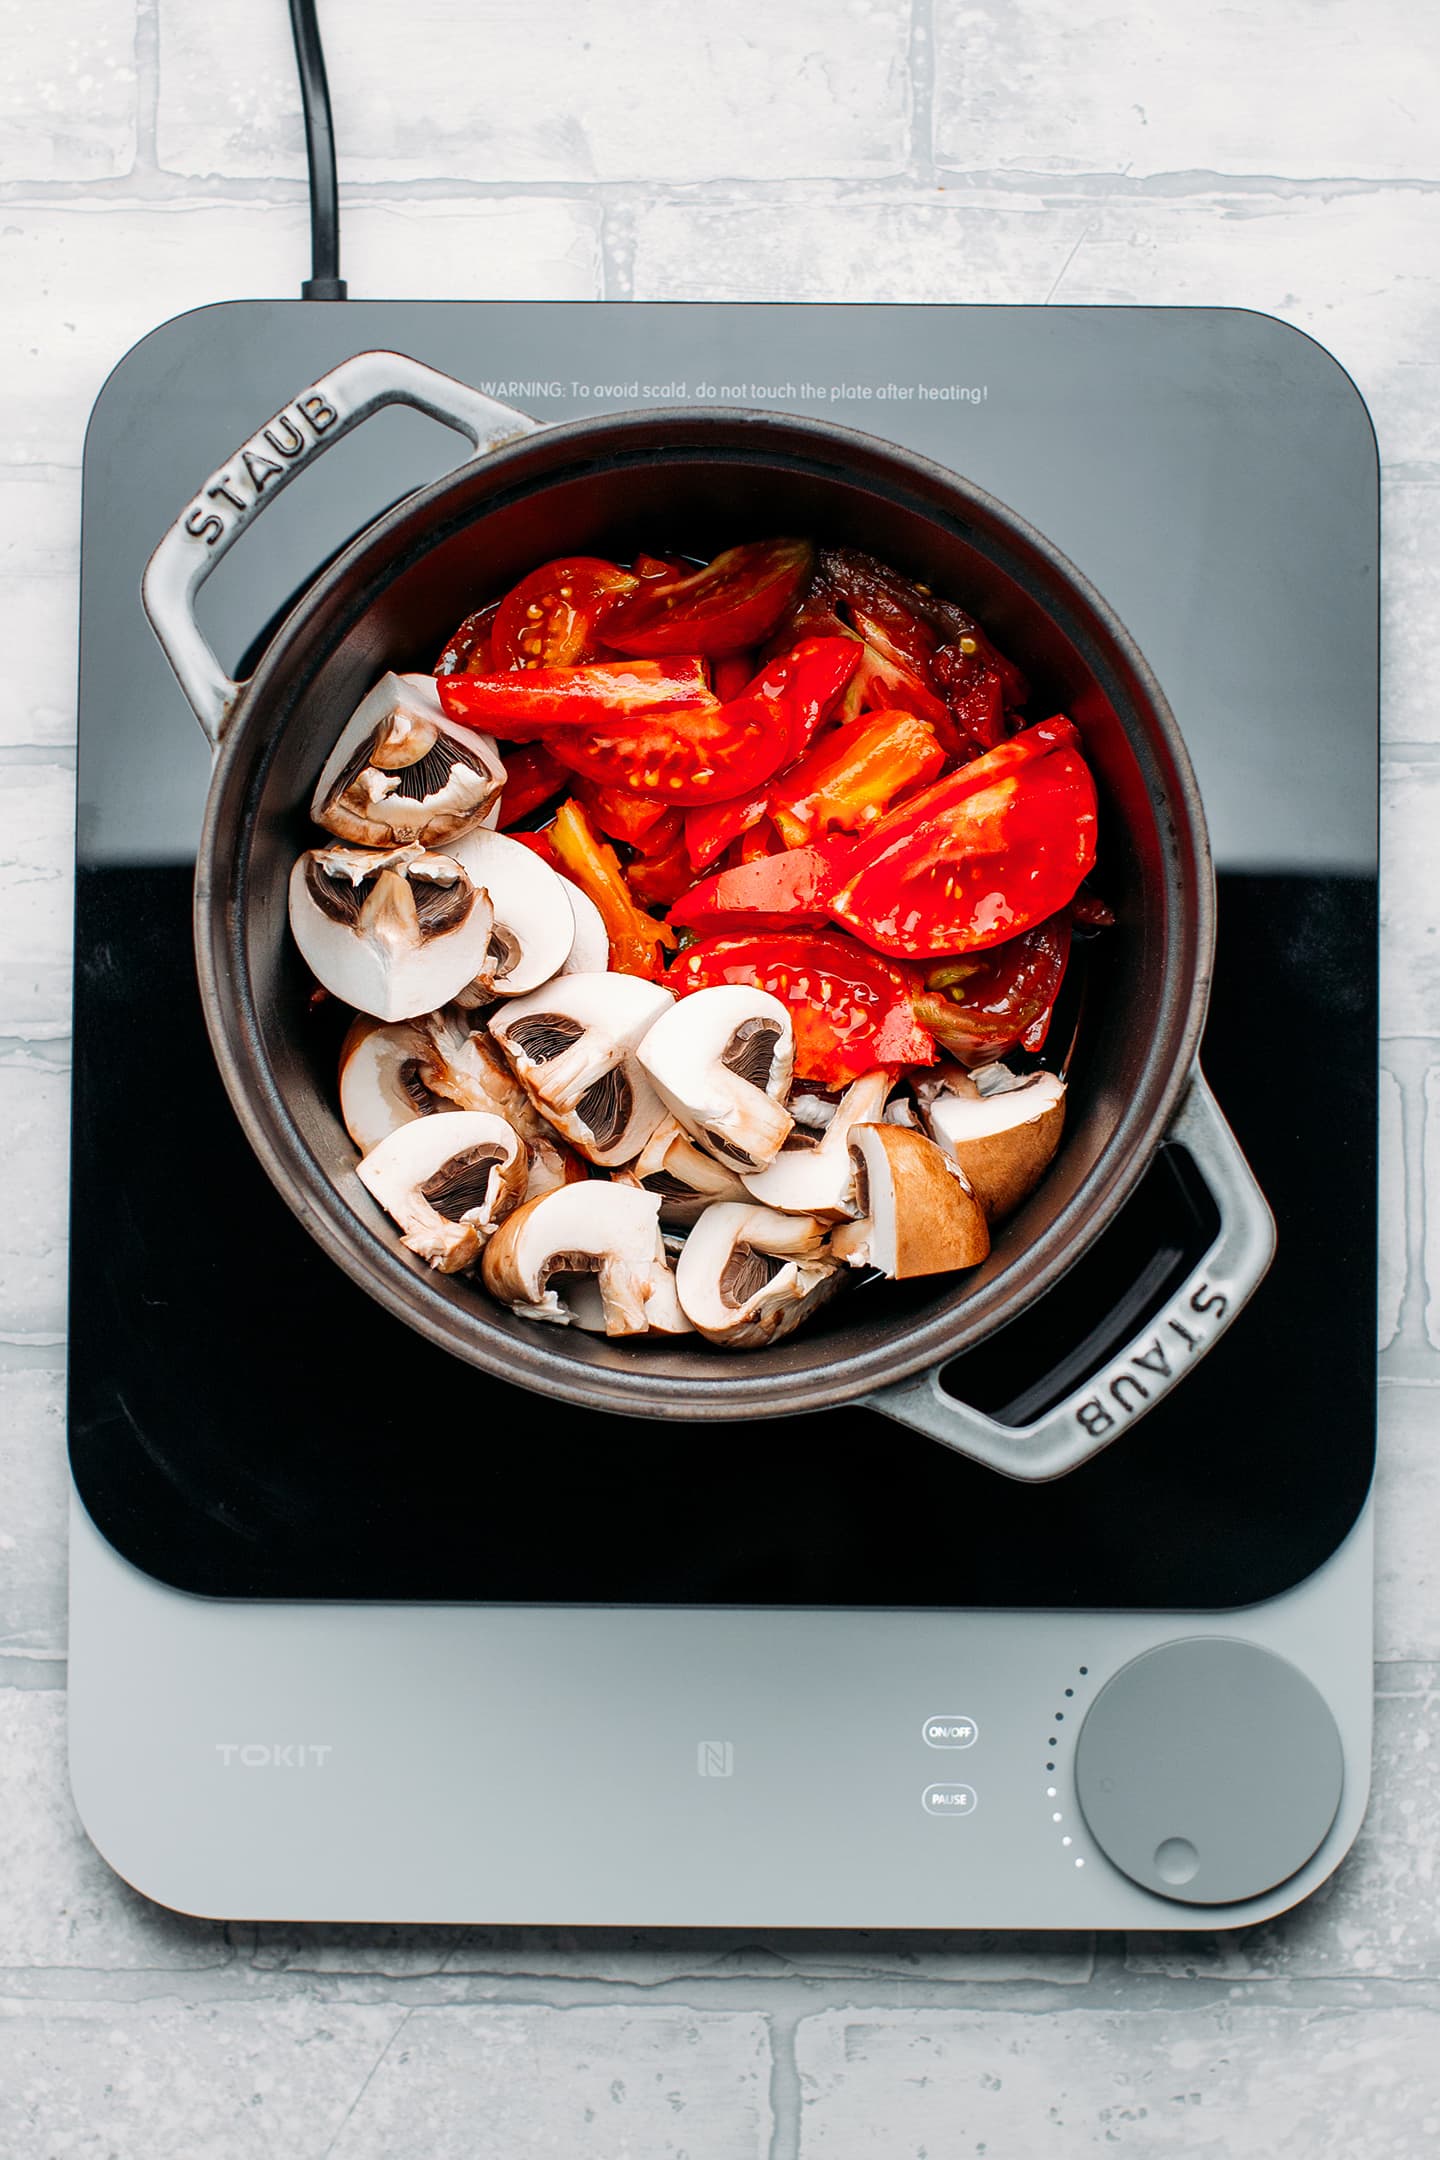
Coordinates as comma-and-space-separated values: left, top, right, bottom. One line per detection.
847, 1123, 991, 1278
921, 1071, 1065, 1220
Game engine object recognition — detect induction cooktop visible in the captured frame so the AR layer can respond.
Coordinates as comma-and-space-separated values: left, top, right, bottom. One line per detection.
67, 301, 1377, 1927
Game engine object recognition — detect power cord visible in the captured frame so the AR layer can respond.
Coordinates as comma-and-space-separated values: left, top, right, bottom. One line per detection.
287, 0, 347, 300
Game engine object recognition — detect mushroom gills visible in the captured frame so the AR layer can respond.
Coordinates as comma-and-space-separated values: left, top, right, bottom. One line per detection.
289, 843, 503, 1023
675, 1202, 840, 1348
337, 1015, 457, 1153
490, 973, 674, 1167
636, 985, 795, 1174
481, 1181, 686, 1334
312, 673, 504, 848
357, 1110, 528, 1273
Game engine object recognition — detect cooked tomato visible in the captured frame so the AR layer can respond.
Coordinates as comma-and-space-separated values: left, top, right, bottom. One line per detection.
841, 639, 951, 733
712, 653, 756, 701
743, 635, 862, 761
577, 783, 674, 848
548, 798, 676, 982
545, 689, 792, 806
684, 788, 772, 872
932, 643, 1008, 751
913, 913, 1073, 1065
769, 708, 945, 849
625, 827, 694, 907
829, 717, 1098, 959
435, 599, 501, 675
599, 539, 814, 656
822, 547, 1029, 711
491, 557, 638, 671
437, 658, 714, 741
671, 931, 936, 1086
495, 744, 567, 827
667, 835, 856, 935
632, 552, 691, 582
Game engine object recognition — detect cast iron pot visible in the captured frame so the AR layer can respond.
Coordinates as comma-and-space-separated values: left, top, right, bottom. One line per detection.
143, 350, 1274, 1480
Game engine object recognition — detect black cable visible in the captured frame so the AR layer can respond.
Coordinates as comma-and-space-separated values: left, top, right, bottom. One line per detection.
287, 0, 347, 300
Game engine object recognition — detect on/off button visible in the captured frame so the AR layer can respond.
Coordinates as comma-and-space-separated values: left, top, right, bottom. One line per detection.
923, 1715, 978, 1748
923, 1783, 978, 1816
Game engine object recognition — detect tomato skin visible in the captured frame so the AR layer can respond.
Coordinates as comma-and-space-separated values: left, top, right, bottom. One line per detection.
437, 659, 714, 741
491, 557, 637, 671
840, 639, 952, 734
625, 828, 694, 907
436, 599, 501, 675
495, 744, 567, 827
684, 788, 772, 872
769, 707, 945, 849
821, 547, 1029, 712
668, 836, 856, 935
744, 635, 862, 761
600, 539, 814, 657
549, 798, 676, 982
545, 690, 790, 806
671, 932, 936, 1085
914, 913, 1072, 1065
577, 783, 673, 848
712, 654, 756, 701
829, 717, 1098, 959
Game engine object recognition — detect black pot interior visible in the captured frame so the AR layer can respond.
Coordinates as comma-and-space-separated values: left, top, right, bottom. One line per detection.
217, 415, 1204, 1413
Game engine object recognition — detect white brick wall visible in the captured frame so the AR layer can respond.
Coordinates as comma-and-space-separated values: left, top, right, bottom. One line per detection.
2, 0, 1438, 2149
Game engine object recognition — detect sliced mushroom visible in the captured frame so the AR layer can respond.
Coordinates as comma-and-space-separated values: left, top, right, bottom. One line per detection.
414, 1005, 587, 1197
357, 1110, 527, 1273
312, 673, 505, 848
489, 972, 674, 1167
615, 1115, 750, 1226
446, 828, 577, 1000
337, 1013, 456, 1153
481, 1181, 685, 1335
289, 842, 498, 1022
739, 1070, 891, 1220
835, 1124, 990, 1278
675, 1202, 841, 1348
636, 986, 795, 1174
556, 876, 611, 975
918, 1066, 1066, 1220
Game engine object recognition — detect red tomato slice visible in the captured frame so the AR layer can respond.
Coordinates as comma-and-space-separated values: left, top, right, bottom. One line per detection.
435, 599, 500, 675
668, 836, 857, 935
599, 539, 814, 657
684, 788, 772, 872
742, 635, 862, 761
490, 557, 638, 671
829, 718, 1098, 958
712, 653, 756, 701
577, 784, 674, 848
625, 828, 693, 907
913, 914, 1072, 1065
542, 691, 789, 807
671, 932, 936, 1085
437, 659, 714, 741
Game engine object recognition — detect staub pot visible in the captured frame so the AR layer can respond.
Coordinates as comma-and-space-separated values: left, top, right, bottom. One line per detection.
143, 351, 1274, 1480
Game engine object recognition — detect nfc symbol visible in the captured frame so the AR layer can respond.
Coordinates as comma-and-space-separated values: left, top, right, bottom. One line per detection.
697, 1740, 734, 1778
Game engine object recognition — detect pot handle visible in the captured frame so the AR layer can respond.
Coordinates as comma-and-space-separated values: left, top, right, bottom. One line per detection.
142, 350, 542, 750
863, 1068, 1276, 1482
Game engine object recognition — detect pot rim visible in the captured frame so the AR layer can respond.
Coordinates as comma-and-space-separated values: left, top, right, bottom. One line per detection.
195, 403, 1214, 1420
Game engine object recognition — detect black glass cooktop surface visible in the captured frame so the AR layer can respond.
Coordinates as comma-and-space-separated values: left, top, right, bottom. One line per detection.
69, 301, 1378, 1606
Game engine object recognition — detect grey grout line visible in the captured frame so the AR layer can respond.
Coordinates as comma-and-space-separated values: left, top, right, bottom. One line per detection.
3, 170, 1440, 209
132, 0, 160, 178
907, 0, 938, 188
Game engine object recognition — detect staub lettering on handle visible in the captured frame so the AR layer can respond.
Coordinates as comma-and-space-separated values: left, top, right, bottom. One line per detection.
181, 389, 341, 547
1073, 1278, 1231, 1440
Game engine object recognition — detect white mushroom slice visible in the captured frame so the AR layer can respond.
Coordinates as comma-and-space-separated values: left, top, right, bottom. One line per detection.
337, 1014, 456, 1154
883, 1093, 921, 1129
312, 673, 504, 848
616, 1115, 749, 1226
840, 1124, 990, 1279
675, 1202, 841, 1348
789, 1089, 840, 1133
289, 842, 497, 1022
489, 973, 673, 1168
481, 1182, 684, 1335
563, 1265, 692, 1336
636, 986, 795, 1174
740, 1070, 891, 1220
357, 1110, 527, 1273
556, 876, 611, 974
415, 1005, 587, 1195
447, 828, 576, 1000
919, 1067, 1066, 1221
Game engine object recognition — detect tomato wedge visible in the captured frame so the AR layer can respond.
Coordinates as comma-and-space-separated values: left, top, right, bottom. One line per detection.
600, 539, 814, 656
770, 708, 945, 849
671, 932, 936, 1086
625, 826, 694, 907
548, 798, 676, 982
668, 836, 856, 935
491, 556, 638, 670
437, 659, 714, 742
829, 717, 1098, 959
743, 635, 862, 761
913, 913, 1072, 1065
435, 599, 500, 676
495, 743, 567, 828
577, 783, 674, 848
684, 787, 772, 872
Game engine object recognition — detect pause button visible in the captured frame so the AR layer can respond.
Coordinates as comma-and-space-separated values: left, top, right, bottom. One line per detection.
923, 1783, 978, 1817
